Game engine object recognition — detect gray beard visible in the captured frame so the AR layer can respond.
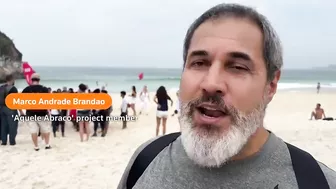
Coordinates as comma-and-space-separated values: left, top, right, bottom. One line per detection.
178, 98, 267, 168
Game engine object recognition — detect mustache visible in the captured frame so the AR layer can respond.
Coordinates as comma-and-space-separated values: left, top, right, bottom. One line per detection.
184, 93, 238, 117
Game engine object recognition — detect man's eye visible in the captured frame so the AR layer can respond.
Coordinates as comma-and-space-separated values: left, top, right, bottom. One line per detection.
190, 61, 208, 68
232, 66, 248, 70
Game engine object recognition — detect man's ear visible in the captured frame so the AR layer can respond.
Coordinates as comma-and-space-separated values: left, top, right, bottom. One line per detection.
266, 70, 281, 102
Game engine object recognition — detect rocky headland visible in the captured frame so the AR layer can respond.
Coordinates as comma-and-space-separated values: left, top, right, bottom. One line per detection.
0, 31, 24, 83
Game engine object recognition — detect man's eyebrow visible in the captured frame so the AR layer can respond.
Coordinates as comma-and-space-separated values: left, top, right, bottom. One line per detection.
228, 52, 252, 61
188, 50, 208, 58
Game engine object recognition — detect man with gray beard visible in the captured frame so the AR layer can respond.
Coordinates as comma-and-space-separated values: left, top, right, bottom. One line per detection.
117, 3, 336, 189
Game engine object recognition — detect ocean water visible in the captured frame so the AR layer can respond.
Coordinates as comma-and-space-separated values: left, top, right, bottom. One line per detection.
13, 66, 336, 93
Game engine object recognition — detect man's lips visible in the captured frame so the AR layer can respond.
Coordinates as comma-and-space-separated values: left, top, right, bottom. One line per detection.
196, 103, 227, 117
193, 103, 229, 125
197, 103, 226, 112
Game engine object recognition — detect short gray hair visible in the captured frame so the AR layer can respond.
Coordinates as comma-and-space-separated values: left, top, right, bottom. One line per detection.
183, 3, 283, 81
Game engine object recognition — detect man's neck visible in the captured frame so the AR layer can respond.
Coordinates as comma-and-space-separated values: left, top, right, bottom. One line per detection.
31, 82, 39, 85
231, 127, 270, 161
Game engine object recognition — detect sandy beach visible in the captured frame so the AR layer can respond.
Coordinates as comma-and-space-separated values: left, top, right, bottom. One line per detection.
0, 90, 335, 189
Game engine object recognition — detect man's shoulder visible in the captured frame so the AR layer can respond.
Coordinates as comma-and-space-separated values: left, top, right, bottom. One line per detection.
24, 85, 48, 92
42, 86, 49, 92
22, 85, 31, 92
124, 133, 181, 174
318, 162, 336, 188
35, 84, 47, 90
272, 134, 335, 186
131, 133, 183, 158
117, 136, 162, 189
130, 136, 162, 161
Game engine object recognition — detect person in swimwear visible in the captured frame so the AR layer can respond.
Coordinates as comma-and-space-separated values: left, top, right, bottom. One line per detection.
139, 85, 150, 115
129, 86, 137, 116
154, 86, 173, 136
310, 103, 326, 120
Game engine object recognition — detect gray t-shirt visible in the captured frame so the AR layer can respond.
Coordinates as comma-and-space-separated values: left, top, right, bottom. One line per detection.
117, 132, 336, 189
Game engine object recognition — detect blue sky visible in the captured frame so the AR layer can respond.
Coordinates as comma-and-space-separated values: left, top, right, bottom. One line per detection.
0, 0, 335, 68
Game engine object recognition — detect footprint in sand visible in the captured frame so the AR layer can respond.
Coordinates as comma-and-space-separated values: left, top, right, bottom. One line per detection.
32, 181, 47, 189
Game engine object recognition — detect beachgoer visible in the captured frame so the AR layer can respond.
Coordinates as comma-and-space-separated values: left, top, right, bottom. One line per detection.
22, 73, 51, 151
139, 85, 150, 115
0, 74, 24, 146
129, 86, 137, 116
117, 4, 336, 189
58, 109, 67, 137
69, 109, 78, 131
317, 82, 321, 93
120, 91, 128, 129
58, 89, 68, 137
154, 86, 173, 136
310, 103, 325, 120
100, 89, 112, 136
92, 88, 102, 137
77, 83, 91, 142
50, 103, 60, 138
68, 87, 77, 129
101, 84, 107, 91
171, 90, 180, 117
310, 103, 334, 120
62, 86, 67, 92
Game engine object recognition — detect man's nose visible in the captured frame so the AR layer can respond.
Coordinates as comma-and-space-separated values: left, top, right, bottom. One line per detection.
199, 63, 227, 95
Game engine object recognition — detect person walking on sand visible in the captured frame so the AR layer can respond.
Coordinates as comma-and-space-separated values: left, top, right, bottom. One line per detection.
129, 86, 137, 116
91, 88, 104, 137
22, 73, 51, 151
50, 91, 61, 138
317, 82, 321, 93
91, 88, 100, 136
120, 91, 128, 129
69, 108, 78, 131
117, 4, 336, 189
100, 89, 112, 136
58, 88, 68, 137
154, 86, 173, 136
139, 85, 150, 115
77, 83, 91, 142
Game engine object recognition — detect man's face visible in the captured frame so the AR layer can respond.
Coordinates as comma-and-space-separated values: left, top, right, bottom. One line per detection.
178, 18, 280, 168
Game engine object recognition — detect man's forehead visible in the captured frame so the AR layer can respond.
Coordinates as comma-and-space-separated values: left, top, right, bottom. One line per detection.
188, 18, 263, 58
